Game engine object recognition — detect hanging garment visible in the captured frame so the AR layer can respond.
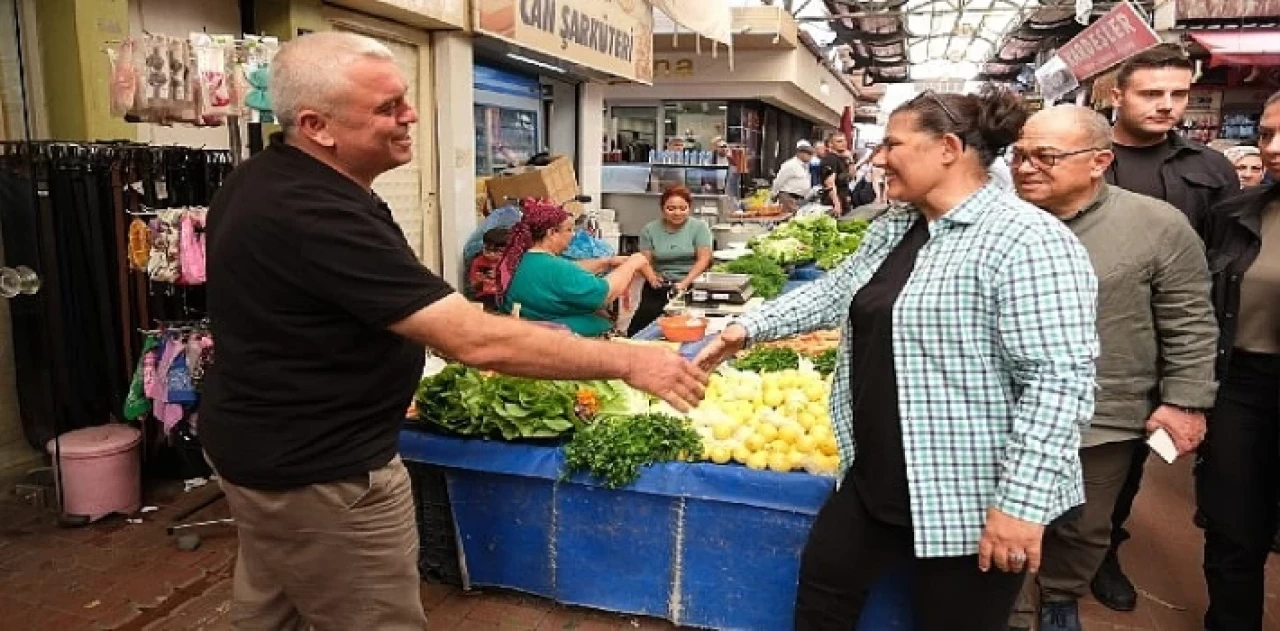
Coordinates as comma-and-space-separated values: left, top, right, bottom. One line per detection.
167, 352, 198, 406
169, 38, 200, 123
148, 209, 182, 283
127, 218, 151, 271
109, 38, 139, 118
123, 334, 160, 420
191, 34, 232, 123
244, 66, 273, 123
152, 335, 186, 430
178, 209, 206, 285
185, 332, 212, 383
140, 35, 172, 115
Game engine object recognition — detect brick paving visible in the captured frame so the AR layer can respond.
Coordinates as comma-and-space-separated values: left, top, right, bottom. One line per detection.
1, 458, 1277, 630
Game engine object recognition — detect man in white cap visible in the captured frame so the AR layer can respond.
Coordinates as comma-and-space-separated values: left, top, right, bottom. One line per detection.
772, 140, 816, 213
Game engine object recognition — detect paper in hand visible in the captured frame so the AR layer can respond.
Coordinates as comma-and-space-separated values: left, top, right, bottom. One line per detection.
1147, 428, 1178, 464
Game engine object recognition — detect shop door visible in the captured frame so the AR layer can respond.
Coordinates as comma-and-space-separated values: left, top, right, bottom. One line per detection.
330, 14, 442, 273
0, 0, 41, 473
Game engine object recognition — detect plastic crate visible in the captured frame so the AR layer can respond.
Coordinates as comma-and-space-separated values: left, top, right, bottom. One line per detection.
406, 461, 463, 586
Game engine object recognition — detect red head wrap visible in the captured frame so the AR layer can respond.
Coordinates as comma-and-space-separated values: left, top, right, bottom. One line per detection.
496, 198, 570, 299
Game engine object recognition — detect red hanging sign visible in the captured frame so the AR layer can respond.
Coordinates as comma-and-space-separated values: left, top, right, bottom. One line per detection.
1056, 1, 1161, 81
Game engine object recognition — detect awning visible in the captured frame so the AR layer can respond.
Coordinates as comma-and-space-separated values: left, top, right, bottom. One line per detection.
652, 0, 733, 47
1190, 30, 1280, 67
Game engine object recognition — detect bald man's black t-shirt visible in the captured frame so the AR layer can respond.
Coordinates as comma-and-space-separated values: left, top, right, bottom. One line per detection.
202, 136, 454, 489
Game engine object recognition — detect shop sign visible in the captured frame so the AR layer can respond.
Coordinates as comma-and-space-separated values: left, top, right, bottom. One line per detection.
333, 0, 468, 29
1178, 0, 1280, 20
476, 0, 655, 84
654, 57, 695, 77
1055, 1, 1159, 81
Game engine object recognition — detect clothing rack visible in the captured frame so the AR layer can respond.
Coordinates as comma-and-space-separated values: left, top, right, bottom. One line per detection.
0, 142, 232, 503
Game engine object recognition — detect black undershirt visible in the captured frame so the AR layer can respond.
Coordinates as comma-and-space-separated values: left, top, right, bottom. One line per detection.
1110, 140, 1172, 201
848, 217, 930, 527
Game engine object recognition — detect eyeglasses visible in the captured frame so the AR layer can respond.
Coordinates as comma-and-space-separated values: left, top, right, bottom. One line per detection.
1010, 147, 1107, 171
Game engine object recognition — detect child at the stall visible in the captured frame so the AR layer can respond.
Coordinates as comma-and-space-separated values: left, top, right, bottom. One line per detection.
469, 227, 509, 311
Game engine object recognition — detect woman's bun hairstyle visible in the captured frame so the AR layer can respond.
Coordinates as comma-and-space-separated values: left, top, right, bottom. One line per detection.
894, 83, 1028, 167
973, 84, 1027, 159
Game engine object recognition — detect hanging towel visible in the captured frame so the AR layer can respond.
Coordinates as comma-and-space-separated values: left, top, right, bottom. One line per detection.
148, 209, 183, 283
123, 334, 160, 421
152, 336, 186, 429
128, 218, 151, 271
167, 352, 198, 406
178, 209, 206, 285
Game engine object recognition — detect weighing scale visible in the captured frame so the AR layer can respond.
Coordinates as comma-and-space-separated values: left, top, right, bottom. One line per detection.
685, 273, 760, 315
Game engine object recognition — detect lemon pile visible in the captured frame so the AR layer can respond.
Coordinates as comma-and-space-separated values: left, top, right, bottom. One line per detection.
685, 368, 841, 475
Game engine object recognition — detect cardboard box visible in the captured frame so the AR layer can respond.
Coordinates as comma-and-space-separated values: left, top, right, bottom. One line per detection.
476, 177, 493, 217
485, 155, 581, 214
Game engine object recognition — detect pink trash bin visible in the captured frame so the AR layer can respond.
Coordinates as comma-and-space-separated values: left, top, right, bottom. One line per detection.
45, 424, 143, 521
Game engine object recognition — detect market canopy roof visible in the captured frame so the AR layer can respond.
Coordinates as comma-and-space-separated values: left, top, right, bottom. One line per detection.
1189, 29, 1280, 67
823, 0, 1049, 83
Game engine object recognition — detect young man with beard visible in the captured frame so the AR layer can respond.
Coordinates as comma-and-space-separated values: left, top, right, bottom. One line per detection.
1092, 43, 1239, 612
1009, 105, 1218, 631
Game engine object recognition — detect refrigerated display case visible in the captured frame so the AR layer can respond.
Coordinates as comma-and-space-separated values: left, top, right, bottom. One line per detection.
474, 63, 543, 176
475, 104, 540, 176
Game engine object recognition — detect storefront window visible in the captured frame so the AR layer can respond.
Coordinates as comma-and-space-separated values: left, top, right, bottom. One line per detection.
661, 101, 727, 153
609, 106, 657, 163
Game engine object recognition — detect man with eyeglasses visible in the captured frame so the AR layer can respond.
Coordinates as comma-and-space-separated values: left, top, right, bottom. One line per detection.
1093, 43, 1239, 612
1009, 105, 1218, 631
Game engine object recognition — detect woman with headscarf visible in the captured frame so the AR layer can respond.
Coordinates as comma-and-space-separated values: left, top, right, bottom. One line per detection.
1224, 145, 1265, 188
498, 199, 661, 336
695, 86, 1099, 630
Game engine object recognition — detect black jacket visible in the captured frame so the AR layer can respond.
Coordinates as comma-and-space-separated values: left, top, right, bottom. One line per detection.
1106, 132, 1240, 235
1201, 183, 1279, 376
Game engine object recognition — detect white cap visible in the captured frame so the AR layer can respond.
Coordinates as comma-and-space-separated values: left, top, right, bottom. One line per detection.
796, 140, 814, 152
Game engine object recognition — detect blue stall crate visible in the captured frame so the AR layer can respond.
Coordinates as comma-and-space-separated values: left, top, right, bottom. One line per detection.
401, 430, 915, 630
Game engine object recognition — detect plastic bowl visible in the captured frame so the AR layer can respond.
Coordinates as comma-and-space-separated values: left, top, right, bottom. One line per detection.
658, 316, 708, 342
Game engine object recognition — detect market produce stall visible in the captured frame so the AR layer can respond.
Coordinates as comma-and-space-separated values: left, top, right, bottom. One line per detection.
399, 213, 910, 629
399, 432, 914, 630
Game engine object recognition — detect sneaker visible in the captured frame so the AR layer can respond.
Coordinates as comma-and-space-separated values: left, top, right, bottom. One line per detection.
1091, 550, 1137, 612
1039, 601, 1082, 631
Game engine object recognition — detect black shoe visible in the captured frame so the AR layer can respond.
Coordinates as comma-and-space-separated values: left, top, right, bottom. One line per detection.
1091, 551, 1137, 611
1039, 600, 1082, 631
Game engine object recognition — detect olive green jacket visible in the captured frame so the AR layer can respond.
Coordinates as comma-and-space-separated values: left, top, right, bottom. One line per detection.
1062, 184, 1219, 446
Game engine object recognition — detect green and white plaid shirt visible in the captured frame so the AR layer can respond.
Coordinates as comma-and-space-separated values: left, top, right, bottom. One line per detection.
739, 183, 1098, 558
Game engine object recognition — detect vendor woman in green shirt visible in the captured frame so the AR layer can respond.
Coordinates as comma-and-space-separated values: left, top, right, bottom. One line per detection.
498, 199, 661, 336
626, 186, 714, 335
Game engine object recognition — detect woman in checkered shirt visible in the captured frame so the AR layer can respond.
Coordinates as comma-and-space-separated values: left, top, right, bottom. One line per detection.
697, 86, 1098, 631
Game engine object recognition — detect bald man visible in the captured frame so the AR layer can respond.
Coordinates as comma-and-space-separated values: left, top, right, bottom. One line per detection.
1008, 106, 1218, 631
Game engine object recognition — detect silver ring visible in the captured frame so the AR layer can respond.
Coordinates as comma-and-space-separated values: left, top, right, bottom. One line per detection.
1009, 551, 1027, 563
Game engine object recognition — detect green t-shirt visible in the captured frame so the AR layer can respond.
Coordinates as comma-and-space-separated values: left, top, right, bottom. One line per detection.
639, 218, 713, 280
501, 252, 612, 337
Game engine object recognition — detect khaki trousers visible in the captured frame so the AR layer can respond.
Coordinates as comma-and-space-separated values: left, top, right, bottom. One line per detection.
1009, 439, 1142, 625
218, 456, 427, 631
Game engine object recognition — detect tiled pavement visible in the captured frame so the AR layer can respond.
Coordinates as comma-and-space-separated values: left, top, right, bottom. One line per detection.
1, 457, 1277, 630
